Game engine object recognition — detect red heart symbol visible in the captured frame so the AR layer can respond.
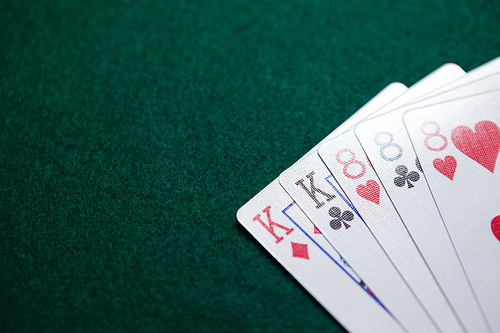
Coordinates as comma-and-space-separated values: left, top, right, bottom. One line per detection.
356, 180, 380, 205
492, 216, 500, 242
451, 120, 500, 173
433, 156, 457, 181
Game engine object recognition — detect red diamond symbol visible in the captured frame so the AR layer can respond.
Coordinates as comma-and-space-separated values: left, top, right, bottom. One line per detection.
291, 242, 309, 260
313, 225, 322, 234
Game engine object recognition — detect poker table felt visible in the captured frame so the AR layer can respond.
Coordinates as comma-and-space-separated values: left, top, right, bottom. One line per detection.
1, 0, 499, 332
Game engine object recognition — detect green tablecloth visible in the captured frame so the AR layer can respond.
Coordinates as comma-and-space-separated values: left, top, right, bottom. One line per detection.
1, 0, 499, 331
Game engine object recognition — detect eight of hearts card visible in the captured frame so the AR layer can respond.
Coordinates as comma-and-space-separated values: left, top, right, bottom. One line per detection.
404, 90, 500, 332
354, 61, 500, 333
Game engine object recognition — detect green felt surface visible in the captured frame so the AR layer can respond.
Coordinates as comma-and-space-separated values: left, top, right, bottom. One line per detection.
1, 0, 499, 331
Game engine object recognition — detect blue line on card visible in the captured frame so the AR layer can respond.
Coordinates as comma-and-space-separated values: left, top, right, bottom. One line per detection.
324, 175, 361, 218
281, 201, 387, 311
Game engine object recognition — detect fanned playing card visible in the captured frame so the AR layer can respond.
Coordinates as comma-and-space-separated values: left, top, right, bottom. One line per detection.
354, 57, 500, 333
404, 90, 500, 332
237, 84, 408, 332
313, 64, 467, 332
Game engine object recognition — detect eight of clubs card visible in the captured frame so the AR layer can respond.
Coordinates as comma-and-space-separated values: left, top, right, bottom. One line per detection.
355, 90, 494, 333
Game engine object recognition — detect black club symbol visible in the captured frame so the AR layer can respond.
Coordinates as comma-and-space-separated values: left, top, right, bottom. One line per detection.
394, 165, 420, 189
329, 207, 354, 230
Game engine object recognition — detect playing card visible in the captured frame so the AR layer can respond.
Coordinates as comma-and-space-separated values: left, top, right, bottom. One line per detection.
354, 60, 500, 333
318, 131, 464, 333
237, 179, 405, 333
314, 64, 468, 333
236, 84, 409, 332
281, 154, 441, 332
404, 90, 500, 332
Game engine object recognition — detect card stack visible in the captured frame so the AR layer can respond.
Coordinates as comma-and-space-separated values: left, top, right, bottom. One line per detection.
237, 56, 500, 333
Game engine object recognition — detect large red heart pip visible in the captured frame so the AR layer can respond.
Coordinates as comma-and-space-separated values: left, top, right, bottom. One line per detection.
356, 179, 380, 205
451, 120, 500, 173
